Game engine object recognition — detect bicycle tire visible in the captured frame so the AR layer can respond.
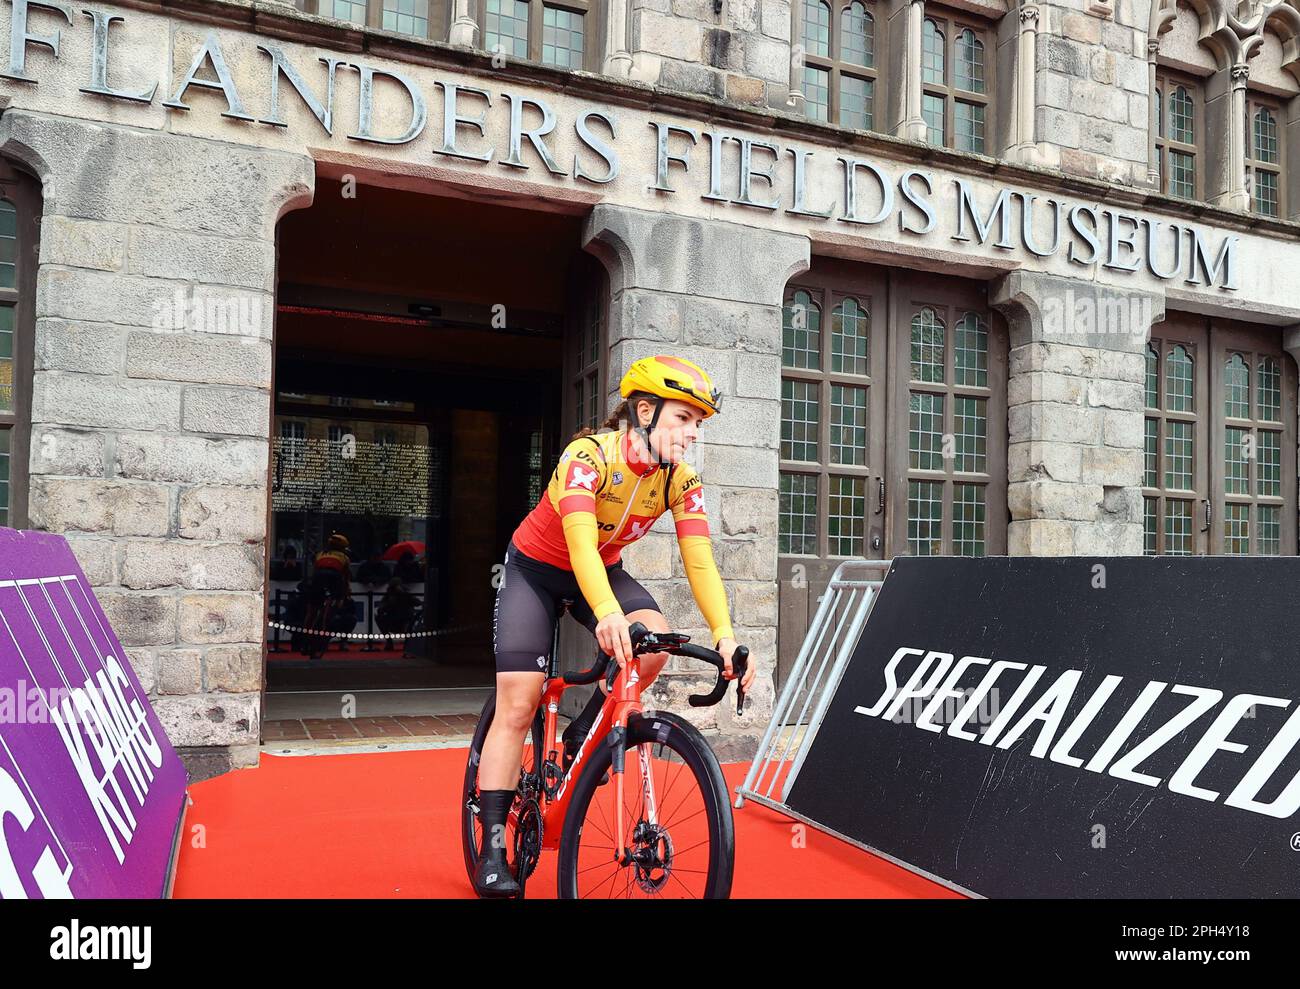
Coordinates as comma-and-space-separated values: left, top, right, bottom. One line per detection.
556, 711, 734, 899
460, 690, 546, 887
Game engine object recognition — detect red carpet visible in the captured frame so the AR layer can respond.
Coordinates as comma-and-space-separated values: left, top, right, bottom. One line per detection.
172, 747, 961, 899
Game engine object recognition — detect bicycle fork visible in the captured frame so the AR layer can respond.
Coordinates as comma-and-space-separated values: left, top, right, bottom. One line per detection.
608, 728, 660, 866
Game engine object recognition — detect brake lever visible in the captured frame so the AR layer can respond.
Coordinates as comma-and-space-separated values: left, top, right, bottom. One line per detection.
606, 621, 650, 689
731, 646, 749, 716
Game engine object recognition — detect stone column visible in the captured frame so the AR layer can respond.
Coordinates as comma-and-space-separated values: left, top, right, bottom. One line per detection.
1227, 62, 1251, 212
1006, 4, 1040, 164
450, 0, 478, 46
1146, 39, 1160, 186
991, 271, 1165, 557
897, 0, 927, 141
0, 110, 313, 782
582, 204, 809, 760
788, 0, 804, 108
603, 0, 633, 78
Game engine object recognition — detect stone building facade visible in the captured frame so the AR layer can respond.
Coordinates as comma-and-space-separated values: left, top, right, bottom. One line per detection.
0, 0, 1296, 778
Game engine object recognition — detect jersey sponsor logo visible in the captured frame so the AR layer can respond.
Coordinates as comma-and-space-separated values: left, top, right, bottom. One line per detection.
576, 450, 598, 466
685, 490, 706, 514
567, 463, 600, 491
559, 451, 571, 464
620, 515, 656, 541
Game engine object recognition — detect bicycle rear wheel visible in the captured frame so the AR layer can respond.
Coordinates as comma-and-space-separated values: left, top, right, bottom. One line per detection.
556, 711, 734, 899
461, 690, 546, 886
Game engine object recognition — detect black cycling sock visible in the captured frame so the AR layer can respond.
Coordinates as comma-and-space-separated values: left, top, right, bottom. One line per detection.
477, 789, 515, 859
563, 684, 607, 750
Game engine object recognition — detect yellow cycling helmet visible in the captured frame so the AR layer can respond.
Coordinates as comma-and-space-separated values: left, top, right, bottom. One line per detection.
620, 355, 722, 418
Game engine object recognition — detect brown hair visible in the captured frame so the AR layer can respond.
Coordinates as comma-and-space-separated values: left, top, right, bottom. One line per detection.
571, 391, 658, 441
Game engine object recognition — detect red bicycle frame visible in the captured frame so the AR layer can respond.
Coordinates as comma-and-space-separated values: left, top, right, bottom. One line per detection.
528, 656, 645, 856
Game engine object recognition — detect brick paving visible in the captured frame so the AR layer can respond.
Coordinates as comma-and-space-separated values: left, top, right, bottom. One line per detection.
263, 713, 483, 742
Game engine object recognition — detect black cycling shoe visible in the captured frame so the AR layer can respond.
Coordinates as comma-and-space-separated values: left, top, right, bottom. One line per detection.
472, 850, 520, 898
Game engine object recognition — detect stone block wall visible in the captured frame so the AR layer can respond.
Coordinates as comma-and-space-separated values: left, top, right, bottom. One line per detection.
629, 0, 793, 107
993, 271, 1164, 556
1034, 0, 1152, 185
1, 108, 313, 782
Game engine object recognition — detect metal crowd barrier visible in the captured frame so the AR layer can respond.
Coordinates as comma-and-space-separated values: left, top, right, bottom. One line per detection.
735, 558, 890, 812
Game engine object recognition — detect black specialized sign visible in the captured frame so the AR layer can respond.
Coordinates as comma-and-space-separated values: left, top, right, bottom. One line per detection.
784, 557, 1300, 898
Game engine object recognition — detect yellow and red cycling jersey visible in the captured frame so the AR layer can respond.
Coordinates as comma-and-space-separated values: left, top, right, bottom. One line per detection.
511, 429, 735, 644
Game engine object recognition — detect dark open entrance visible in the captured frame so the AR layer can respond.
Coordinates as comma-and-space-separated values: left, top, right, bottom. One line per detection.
268, 178, 601, 717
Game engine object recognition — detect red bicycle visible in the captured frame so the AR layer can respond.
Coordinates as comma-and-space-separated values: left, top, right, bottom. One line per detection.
461, 621, 748, 898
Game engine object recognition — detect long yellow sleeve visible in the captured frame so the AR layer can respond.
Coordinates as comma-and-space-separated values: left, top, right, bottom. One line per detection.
677, 534, 735, 644
668, 467, 735, 645
560, 504, 623, 623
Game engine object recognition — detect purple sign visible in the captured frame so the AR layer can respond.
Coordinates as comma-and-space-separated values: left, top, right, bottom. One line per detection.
0, 527, 187, 898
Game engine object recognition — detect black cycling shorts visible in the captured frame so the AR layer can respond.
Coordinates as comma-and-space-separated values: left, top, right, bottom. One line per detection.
492, 539, 661, 674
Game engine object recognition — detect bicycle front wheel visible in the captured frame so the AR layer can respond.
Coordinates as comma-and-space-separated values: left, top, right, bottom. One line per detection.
556, 711, 734, 899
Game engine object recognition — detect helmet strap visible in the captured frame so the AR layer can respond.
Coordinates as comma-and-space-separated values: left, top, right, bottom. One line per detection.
633, 397, 669, 467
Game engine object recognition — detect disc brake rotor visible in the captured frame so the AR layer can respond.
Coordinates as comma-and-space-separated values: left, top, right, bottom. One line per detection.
629, 821, 674, 894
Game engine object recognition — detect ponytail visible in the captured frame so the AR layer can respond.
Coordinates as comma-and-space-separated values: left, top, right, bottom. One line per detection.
570, 391, 657, 442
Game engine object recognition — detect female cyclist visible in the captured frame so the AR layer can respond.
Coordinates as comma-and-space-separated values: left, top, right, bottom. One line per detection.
472, 355, 758, 897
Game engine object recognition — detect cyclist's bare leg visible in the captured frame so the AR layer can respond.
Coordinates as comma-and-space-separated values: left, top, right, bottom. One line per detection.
480, 671, 545, 790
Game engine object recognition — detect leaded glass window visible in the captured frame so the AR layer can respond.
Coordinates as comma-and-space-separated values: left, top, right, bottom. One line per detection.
799, 0, 878, 132
921, 15, 992, 153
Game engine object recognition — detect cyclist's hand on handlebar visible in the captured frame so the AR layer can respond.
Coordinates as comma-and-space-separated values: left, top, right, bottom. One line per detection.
595, 612, 633, 668
717, 637, 755, 693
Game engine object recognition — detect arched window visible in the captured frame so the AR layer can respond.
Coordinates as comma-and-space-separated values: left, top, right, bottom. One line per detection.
783, 288, 822, 370
832, 296, 869, 375
1154, 74, 1200, 198
1165, 343, 1194, 412
1246, 99, 1283, 217
800, 0, 877, 130
921, 16, 990, 153
1145, 338, 1198, 555
1224, 353, 1249, 419
921, 18, 945, 144
0, 161, 38, 530
910, 306, 945, 383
